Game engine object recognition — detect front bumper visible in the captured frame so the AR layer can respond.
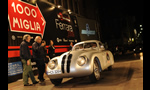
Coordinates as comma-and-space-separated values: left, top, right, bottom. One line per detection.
46, 64, 93, 79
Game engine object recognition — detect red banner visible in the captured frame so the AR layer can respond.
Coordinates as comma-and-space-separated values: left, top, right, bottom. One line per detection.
8, 0, 46, 37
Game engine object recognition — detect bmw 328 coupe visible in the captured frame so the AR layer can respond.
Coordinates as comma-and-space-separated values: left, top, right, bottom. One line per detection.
46, 40, 114, 85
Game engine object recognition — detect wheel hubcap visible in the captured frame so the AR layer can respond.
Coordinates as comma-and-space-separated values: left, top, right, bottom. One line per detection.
94, 61, 100, 80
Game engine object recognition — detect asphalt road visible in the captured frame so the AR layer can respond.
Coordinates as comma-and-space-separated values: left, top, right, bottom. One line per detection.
8, 52, 143, 90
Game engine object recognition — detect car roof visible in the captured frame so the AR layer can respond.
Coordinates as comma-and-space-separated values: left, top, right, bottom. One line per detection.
74, 40, 100, 46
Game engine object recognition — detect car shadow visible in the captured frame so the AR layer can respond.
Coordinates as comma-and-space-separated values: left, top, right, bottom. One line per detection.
53, 67, 134, 88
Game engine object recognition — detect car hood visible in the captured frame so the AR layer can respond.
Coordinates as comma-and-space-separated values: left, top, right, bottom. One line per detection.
60, 49, 98, 60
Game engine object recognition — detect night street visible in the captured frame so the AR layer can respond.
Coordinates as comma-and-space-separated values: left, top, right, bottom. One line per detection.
8, 0, 143, 89
8, 52, 143, 90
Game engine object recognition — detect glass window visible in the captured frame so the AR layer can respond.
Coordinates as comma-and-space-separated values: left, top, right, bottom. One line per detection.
73, 42, 97, 50
74, 44, 83, 50
84, 42, 97, 49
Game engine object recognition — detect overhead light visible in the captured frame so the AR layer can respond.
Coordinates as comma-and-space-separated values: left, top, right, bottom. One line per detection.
67, 9, 71, 12
140, 28, 143, 30
69, 11, 72, 14
67, 9, 72, 14
57, 5, 61, 8
47, 6, 55, 11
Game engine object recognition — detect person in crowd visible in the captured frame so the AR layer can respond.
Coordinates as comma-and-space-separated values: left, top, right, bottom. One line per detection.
48, 40, 55, 59
40, 40, 50, 74
40, 40, 50, 64
69, 42, 73, 50
20, 34, 38, 86
32, 36, 46, 83
38, 40, 50, 85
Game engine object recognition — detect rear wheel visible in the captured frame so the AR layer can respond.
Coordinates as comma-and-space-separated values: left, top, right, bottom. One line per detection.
89, 60, 101, 83
50, 78, 63, 86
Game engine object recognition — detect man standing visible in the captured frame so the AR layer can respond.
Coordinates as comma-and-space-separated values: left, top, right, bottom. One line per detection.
32, 36, 45, 84
20, 34, 38, 86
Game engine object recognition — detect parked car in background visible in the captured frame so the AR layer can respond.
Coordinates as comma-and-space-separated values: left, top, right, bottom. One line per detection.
133, 43, 143, 53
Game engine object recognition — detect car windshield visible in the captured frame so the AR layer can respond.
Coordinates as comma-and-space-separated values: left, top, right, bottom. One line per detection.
73, 42, 97, 50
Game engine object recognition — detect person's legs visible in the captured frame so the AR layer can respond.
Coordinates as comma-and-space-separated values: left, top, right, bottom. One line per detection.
39, 64, 46, 85
37, 64, 45, 81
27, 59, 38, 83
41, 64, 45, 81
21, 59, 29, 85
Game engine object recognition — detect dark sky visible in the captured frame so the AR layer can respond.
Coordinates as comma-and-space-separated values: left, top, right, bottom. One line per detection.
96, 0, 143, 42
98, 0, 143, 23
98, 0, 143, 17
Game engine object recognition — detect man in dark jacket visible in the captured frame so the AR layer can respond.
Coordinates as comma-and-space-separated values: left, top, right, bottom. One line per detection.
20, 34, 38, 86
32, 36, 46, 83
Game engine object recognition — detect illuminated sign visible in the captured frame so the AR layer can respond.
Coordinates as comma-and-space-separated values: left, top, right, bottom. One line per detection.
81, 23, 95, 36
55, 12, 74, 38
57, 12, 70, 22
8, 0, 46, 37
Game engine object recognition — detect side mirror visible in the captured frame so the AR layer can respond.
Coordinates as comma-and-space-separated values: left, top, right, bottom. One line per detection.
100, 45, 105, 49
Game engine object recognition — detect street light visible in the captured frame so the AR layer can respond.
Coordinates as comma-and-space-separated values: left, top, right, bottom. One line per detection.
140, 25, 142, 27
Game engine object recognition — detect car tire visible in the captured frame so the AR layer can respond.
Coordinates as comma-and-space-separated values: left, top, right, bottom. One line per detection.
89, 60, 101, 83
108, 65, 112, 71
50, 78, 63, 86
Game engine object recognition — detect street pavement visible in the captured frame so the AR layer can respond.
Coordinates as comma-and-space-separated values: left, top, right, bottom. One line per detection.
8, 52, 143, 90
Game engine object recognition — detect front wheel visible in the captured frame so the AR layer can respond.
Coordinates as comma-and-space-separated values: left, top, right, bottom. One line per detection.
50, 78, 63, 86
108, 65, 112, 71
89, 60, 101, 83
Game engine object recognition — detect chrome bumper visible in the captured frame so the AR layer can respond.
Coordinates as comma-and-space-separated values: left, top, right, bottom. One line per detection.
46, 64, 93, 79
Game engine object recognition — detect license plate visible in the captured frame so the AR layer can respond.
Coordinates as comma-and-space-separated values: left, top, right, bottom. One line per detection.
47, 70, 61, 75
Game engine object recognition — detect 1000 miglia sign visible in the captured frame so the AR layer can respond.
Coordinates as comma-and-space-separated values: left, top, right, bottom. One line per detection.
8, 0, 46, 37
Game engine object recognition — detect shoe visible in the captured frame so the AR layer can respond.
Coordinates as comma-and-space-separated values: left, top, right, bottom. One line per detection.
33, 81, 39, 84
24, 83, 33, 86
40, 79, 45, 82
40, 81, 46, 86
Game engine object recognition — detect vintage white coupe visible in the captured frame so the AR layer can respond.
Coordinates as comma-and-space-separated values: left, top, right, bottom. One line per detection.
46, 40, 114, 85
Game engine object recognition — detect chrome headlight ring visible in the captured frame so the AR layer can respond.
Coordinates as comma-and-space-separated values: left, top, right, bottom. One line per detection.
77, 56, 87, 66
48, 60, 57, 69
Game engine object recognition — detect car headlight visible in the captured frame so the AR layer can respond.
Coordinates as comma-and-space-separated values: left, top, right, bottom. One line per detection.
77, 56, 87, 66
48, 60, 56, 69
